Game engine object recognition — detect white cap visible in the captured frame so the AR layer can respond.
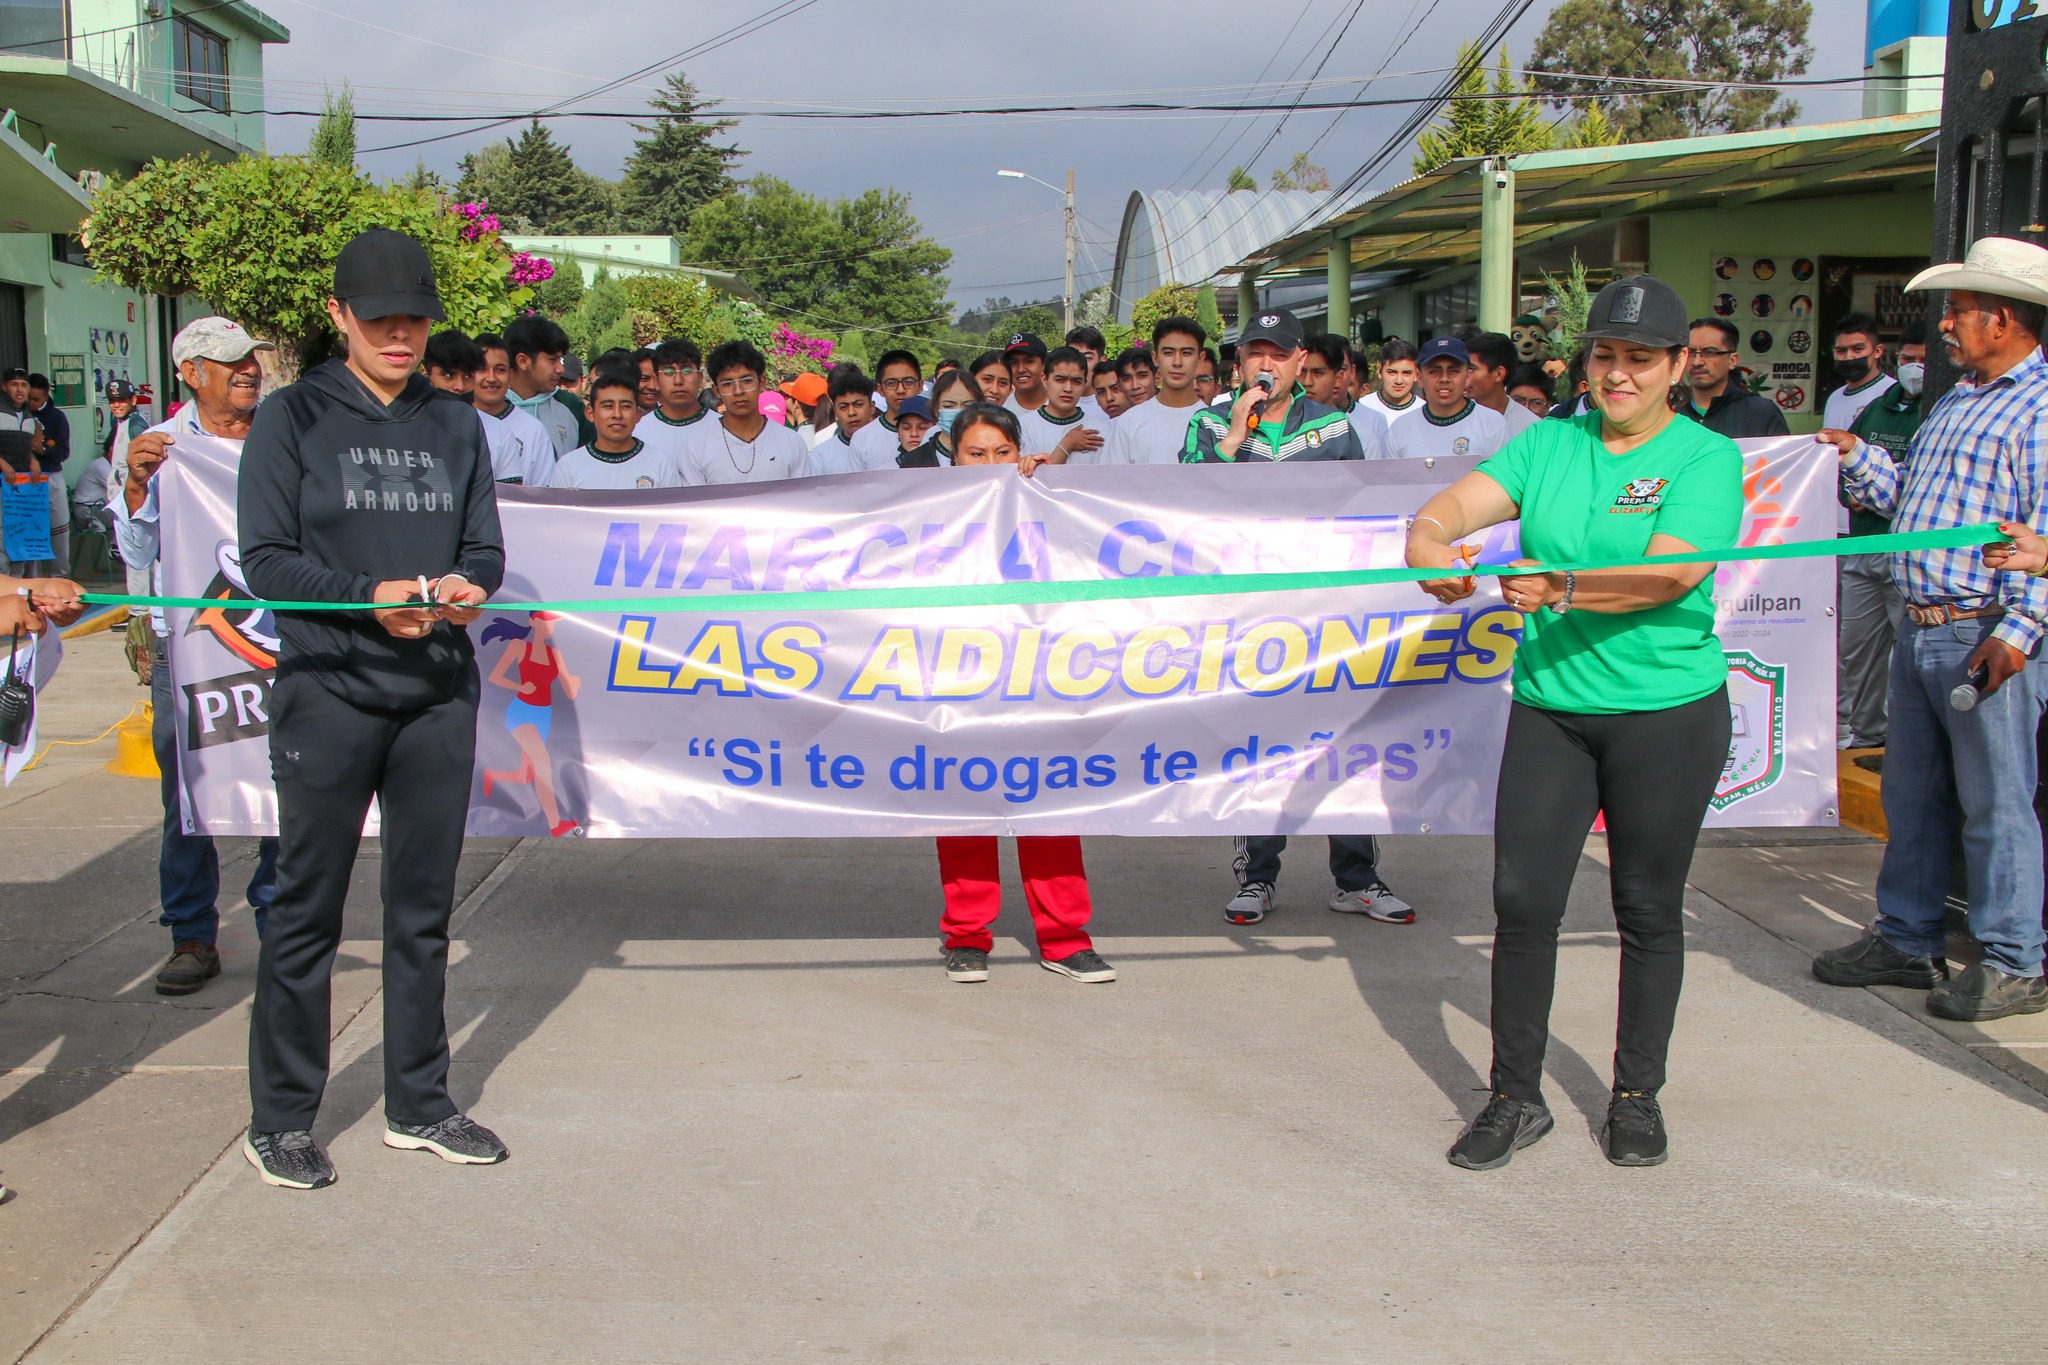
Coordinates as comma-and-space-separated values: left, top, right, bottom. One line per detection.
172, 316, 275, 368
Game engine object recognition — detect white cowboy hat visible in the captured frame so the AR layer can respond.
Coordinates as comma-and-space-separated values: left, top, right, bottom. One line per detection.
1906, 236, 2048, 307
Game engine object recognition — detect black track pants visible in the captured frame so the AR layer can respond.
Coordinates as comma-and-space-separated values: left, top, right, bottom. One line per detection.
1487, 687, 1730, 1102
249, 667, 479, 1133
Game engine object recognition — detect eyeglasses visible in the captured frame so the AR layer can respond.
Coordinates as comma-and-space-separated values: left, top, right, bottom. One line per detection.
1691, 348, 1734, 360
714, 375, 761, 394
878, 376, 921, 392
656, 365, 697, 378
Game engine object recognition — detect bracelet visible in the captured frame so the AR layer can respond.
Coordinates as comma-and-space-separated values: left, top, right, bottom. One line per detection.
1549, 570, 1576, 614
1407, 514, 1450, 538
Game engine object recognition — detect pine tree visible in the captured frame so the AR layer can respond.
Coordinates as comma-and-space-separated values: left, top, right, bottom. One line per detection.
308, 83, 355, 169
462, 121, 620, 235
1560, 102, 1620, 150
618, 74, 745, 236
1412, 44, 1556, 177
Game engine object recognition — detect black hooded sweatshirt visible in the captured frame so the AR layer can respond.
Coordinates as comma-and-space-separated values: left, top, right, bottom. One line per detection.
239, 360, 505, 711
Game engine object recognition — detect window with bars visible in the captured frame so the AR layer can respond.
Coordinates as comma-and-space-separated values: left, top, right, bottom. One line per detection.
173, 16, 229, 113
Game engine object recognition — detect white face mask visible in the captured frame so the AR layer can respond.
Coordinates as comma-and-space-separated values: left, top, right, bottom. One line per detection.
1896, 361, 1925, 397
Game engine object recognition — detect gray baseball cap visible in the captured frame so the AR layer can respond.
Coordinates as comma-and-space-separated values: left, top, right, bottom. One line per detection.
172, 316, 275, 368
1581, 274, 1689, 348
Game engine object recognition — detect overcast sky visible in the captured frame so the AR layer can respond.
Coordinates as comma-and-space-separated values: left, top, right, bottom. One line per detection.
257, 0, 1884, 314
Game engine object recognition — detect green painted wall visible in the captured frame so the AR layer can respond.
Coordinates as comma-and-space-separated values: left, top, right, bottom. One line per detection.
0, 234, 154, 489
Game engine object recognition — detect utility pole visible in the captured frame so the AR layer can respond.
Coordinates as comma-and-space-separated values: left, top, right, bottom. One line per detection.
1063, 167, 1076, 334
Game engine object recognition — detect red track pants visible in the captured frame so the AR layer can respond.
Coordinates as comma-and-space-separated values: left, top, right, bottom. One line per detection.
936, 836, 1095, 959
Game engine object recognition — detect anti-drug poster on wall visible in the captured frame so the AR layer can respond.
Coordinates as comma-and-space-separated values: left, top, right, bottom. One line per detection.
153, 440, 1839, 839
1711, 254, 1819, 417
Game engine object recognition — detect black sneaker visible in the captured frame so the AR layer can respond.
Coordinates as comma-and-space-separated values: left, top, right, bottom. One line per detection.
155, 941, 221, 996
944, 947, 989, 983
1926, 963, 2048, 1021
244, 1128, 336, 1189
384, 1114, 508, 1165
1446, 1094, 1553, 1171
1601, 1089, 1668, 1167
1810, 930, 1946, 989
1041, 947, 1116, 982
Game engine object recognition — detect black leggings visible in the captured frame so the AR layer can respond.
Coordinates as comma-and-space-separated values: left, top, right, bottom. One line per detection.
1488, 687, 1730, 1102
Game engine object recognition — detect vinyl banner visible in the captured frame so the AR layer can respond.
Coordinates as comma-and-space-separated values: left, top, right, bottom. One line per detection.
161, 436, 1837, 838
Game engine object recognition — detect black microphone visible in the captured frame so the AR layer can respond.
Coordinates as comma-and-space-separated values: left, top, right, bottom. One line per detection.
1950, 663, 1992, 713
1253, 373, 1275, 397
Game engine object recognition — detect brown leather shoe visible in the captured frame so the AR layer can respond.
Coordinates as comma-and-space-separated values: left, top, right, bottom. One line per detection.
155, 941, 221, 996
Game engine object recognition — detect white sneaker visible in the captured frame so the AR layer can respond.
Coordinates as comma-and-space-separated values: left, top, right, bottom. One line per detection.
1224, 881, 1274, 925
1329, 882, 1414, 924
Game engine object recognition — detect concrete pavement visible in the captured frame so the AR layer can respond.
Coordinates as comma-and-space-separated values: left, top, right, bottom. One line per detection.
5, 641, 2047, 1361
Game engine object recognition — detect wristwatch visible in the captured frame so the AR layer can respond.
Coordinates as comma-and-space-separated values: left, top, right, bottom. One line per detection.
1548, 570, 1576, 614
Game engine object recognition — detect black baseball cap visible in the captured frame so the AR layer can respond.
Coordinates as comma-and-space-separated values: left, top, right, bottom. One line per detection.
106, 378, 136, 399
1003, 332, 1047, 358
1238, 307, 1305, 350
1582, 274, 1687, 347
333, 227, 445, 322
1, 367, 25, 382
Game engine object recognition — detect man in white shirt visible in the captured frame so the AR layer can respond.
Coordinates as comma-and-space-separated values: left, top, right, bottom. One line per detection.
1090, 360, 1127, 421
1066, 326, 1110, 422
635, 337, 710, 471
473, 332, 557, 485
1098, 314, 1208, 465
108, 317, 280, 996
677, 341, 811, 486
1821, 311, 1896, 431
1358, 337, 1421, 423
1463, 330, 1543, 439
1194, 347, 1221, 406
1016, 347, 1106, 463
549, 367, 686, 489
1385, 336, 1509, 459
1115, 347, 1159, 410
809, 368, 900, 476
1301, 332, 1390, 458
1002, 333, 1049, 415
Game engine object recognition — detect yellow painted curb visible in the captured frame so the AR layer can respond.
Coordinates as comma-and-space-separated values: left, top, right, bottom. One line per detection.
61, 605, 130, 640
1838, 749, 1886, 840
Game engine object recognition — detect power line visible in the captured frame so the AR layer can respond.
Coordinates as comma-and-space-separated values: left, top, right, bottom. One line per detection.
356, 0, 826, 155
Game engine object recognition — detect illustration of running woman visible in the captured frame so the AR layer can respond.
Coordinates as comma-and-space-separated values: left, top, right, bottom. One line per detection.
480, 612, 581, 836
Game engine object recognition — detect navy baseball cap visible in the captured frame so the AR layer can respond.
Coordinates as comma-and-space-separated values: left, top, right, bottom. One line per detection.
1417, 336, 1471, 367
896, 395, 934, 422
1004, 332, 1047, 358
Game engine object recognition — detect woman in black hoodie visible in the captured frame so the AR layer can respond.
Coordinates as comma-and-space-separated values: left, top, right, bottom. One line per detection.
237, 228, 507, 1190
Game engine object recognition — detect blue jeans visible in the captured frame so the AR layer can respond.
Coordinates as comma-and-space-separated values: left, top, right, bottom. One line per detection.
152, 651, 278, 946
1874, 618, 2048, 977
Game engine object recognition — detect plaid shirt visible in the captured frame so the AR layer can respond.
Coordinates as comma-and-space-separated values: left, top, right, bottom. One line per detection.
1841, 347, 2048, 655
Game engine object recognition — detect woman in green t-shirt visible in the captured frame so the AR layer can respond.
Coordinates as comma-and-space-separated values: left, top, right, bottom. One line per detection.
1404, 275, 1744, 1172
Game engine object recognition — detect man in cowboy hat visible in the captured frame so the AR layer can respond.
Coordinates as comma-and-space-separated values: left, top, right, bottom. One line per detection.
1812, 236, 2048, 1022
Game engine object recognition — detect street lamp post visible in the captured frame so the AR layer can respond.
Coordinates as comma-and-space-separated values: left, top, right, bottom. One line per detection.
997, 167, 1076, 334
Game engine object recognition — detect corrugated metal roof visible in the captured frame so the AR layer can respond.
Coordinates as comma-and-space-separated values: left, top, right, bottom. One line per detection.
1110, 189, 1330, 321
1227, 111, 1945, 279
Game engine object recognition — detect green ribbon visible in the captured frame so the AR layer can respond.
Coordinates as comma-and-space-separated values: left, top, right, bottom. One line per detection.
81, 523, 2006, 616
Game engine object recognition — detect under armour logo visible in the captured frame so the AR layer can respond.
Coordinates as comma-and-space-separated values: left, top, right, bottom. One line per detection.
284, 751, 300, 761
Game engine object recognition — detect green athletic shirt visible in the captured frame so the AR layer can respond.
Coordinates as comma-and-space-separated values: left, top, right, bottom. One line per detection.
1476, 411, 1743, 715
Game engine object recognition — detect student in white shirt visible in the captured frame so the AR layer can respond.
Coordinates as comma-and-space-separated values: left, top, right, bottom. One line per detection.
1385, 336, 1510, 459
969, 349, 1013, 407
472, 332, 557, 485
1464, 330, 1543, 438
1002, 333, 1050, 414
636, 337, 710, 469
677, 341, 811, 486
1114, 347, 1158, 410
1066, 325, 1110, 422
1300, 332, 1390, 459
1195, 347, 1222, 406
1015, 347, 1105, 463
548, 368, 685, 489
809, 367, 900, 476
1359, 337, 1421, 423
1098, 314, 1210, 465
1090, 360, 1127, 421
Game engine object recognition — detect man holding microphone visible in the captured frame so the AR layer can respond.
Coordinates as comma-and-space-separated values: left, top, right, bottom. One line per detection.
238, 228, 507, 1189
